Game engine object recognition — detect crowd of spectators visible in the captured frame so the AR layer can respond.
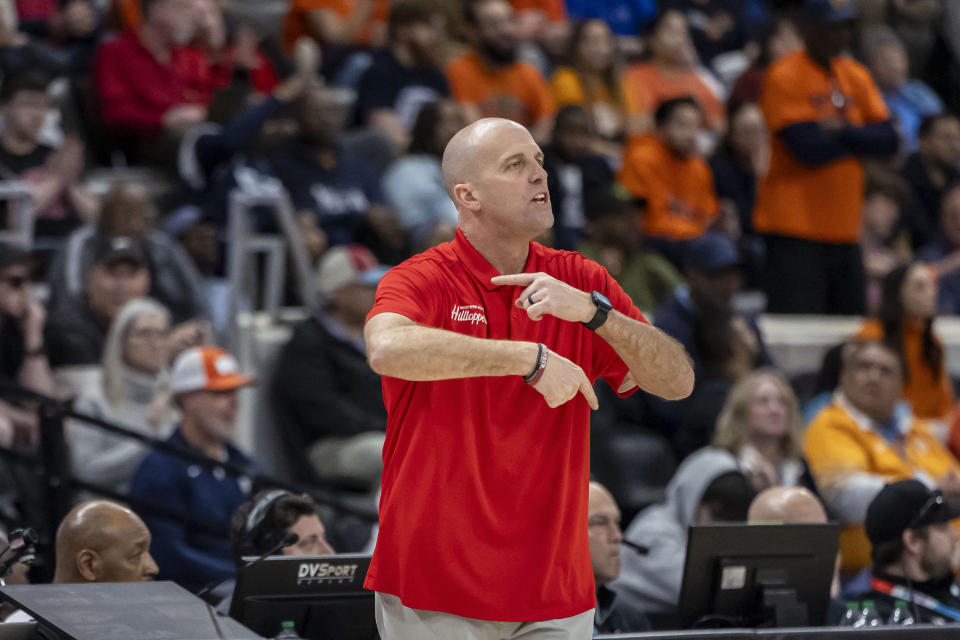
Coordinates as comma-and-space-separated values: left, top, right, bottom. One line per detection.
3, 0, 960, 633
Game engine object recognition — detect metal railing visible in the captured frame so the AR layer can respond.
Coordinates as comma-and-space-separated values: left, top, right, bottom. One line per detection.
224, 187, 317, 352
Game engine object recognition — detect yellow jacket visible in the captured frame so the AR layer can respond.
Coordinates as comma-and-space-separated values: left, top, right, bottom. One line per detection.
804, 393, 960, 575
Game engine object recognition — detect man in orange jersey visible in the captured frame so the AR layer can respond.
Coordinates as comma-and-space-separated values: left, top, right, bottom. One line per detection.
754, 0, 898, 314
804, 340, 960, 576
618, 96, 717, 264
446, 0, 555, 140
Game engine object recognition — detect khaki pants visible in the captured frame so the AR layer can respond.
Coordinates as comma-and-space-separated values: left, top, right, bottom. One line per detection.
374, 592, 595, 640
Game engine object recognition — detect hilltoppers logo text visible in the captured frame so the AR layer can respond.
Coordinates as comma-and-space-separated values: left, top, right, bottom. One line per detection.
451, 304, 487, 325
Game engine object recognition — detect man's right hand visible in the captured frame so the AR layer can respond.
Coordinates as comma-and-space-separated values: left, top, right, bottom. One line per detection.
531, 347, 599, 410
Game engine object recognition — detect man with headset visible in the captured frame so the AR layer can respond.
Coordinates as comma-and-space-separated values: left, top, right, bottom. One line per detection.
206, 490, 336, 610
857, 479, 960, 624
229, 489, 335, 565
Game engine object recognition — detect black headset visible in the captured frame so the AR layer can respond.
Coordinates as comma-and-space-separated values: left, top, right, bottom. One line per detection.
239, 489, 293, 558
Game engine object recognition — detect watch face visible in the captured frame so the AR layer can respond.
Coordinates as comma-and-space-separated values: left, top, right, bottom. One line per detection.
593, 291, 612, 310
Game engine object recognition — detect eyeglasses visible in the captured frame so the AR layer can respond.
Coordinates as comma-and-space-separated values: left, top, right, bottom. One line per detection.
907, 490, 944, 531
0, 275, 27, 289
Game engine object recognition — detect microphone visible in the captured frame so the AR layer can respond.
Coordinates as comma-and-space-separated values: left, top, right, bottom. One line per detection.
196, 532, 300, 601
621, 539, 650, 555
262, 533, 300, 559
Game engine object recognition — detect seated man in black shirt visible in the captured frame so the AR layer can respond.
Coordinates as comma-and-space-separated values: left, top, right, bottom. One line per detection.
355, 0, 449, 150
0, 70, 96, 241
858, 479, 960, 624
271, 245, 387, 490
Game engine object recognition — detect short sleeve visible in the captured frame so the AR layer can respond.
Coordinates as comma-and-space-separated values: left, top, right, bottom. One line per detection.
579, 257, 648, 395
367, 262, 443, 326
760, 64, 821, 132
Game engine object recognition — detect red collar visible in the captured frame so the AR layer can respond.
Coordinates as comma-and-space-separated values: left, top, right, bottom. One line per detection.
451, 228, 539, 291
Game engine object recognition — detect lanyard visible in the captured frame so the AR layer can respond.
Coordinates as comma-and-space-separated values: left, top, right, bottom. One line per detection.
870, 577, 960, 621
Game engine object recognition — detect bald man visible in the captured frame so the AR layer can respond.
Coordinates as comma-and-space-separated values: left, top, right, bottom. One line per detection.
53, 500, 158, 584
364, 117, 693, 639
748, 487, 841, 601
747, 487, 828, 524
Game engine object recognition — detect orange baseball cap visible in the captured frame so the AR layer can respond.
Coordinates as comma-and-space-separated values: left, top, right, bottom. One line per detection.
169, 347, 255, 395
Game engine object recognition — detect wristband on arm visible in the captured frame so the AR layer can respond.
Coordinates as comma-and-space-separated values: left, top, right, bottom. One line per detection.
524, 343, 548, 385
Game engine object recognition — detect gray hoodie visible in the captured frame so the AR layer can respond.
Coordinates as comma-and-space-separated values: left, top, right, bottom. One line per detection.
611, 448, 742, 615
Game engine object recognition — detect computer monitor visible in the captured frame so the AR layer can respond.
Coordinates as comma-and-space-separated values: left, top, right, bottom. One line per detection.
677, 523, 840, 629
228, 554, 377, 640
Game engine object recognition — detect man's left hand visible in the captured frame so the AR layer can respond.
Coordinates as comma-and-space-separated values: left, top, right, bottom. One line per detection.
491, 273, 594, 323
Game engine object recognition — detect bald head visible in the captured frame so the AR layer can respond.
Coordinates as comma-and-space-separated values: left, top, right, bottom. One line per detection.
441, 118, 533, 197
748, 487, 827, 524
439, 117, 552, 245
54, 500, 158, 584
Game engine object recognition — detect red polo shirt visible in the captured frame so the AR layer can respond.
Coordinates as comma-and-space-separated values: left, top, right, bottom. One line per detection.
364, 229, 646, 621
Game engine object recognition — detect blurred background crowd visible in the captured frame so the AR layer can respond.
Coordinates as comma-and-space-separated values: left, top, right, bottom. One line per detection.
4, 0, 960, 632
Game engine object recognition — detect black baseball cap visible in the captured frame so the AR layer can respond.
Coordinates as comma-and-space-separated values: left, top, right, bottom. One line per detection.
865, 479, 960, 546
92, 236, 148, 268
0, 242, 30, 269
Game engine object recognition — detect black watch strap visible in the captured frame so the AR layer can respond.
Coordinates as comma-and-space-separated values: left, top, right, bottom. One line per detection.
583, 291, 612, 331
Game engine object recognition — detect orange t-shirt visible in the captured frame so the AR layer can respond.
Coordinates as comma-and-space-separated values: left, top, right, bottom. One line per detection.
445, 51, 556, 127
510, 0, 566, 21
857, 319, 954, 421
621, 63, 726, 131
754, 50, 889, 244
618, 135, 718, 240
282, 0, 389, 51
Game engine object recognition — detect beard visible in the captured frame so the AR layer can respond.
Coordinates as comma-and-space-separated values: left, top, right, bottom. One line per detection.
478, 39, 517, 66
920, 544, 955, 581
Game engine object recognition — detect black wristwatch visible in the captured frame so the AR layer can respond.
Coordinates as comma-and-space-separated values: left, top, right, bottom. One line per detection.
583, 291, 612, 331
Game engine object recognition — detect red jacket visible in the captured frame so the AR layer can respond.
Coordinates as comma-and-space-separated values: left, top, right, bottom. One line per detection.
94, 31, 214, 139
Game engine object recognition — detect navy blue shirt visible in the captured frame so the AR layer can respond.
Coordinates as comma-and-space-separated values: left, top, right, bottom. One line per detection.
269, 141, 385, 247
128, 428, 258, 592
355, 50, 449, 130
